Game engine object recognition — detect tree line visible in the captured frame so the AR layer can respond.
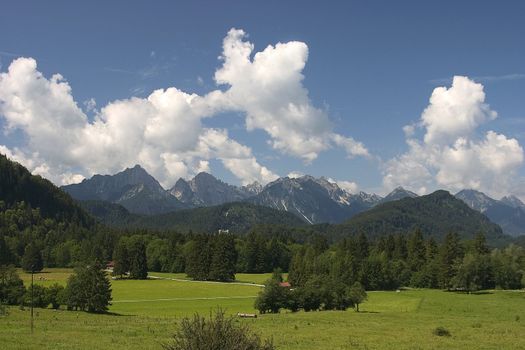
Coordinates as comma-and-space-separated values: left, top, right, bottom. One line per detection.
287, 230, 525, 293
0, 262, 111, 313
1, 199, 524, 290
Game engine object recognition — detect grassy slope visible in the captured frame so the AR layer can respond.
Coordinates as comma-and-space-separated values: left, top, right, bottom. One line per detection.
4, 269, 525, 350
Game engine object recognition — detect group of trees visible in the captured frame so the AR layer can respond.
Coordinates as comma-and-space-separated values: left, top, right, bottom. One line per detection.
255, 271, 367, 314
0, 263, 111, 313
287, 231, 525, 293
2, 193, 524, 290
112, 236, 148, 279
184, 233, 237, 281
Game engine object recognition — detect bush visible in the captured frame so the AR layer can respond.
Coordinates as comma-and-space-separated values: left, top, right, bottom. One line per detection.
0, 265, 26, 305
162, 310, 275, 350
433, 326, 451, 337
255, 271, 287, 314
24, 284, 49, 308
46, 283, 65, 309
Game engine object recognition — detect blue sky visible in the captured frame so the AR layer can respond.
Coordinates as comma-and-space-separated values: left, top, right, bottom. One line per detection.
0, 1, 524, 197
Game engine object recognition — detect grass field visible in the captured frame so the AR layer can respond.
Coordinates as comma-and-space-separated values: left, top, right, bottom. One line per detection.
2, 268, 524, 349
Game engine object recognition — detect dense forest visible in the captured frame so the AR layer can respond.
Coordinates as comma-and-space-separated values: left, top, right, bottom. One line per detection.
80, 200, 305, 233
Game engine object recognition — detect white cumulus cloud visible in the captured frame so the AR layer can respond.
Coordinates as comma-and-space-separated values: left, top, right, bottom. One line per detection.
0, 29, 368, 188
383, 76, 524, 197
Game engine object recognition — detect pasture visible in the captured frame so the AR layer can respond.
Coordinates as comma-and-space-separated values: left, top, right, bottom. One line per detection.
2, 268, 524, 349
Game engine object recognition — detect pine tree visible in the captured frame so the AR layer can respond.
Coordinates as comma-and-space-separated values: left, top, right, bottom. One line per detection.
473, 232, 490, 255
0, 236, 13, 265
356, 233, 369, 261
185, 234, 211, 280
22, 243, 43, 272
112, 238, 130, 278
407, 229, 426, 271
438, 232, 463, 289
393, 234, 408, 260
64, 262, 112, 313
128, 238, 148, 279
208, 233, 237, 282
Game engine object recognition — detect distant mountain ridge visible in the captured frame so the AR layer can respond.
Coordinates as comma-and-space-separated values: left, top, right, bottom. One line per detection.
59, 163, 525, 236
455, 189, 525, 237
62, 165, 185, 215
170, 172, 252, 207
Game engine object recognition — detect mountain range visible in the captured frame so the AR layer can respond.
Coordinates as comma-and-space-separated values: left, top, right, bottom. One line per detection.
62, 165, 186, 215
62, 165, 413, 223
60, 164, 525, 237
455, 189, 525, 237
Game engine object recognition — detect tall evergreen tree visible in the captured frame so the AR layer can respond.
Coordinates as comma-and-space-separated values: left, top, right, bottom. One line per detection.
407, 229, 426, 271
0, 236, 14, 265
393, 234, 408, 260
64, 262, 112, 313
128, 237, 148, 279
439, 232, 463, 289
473, 232, 490, 255
22, 243, 43, 272
112, 238, 130, 277
185, 234, 211, 280
356, 233, 369, 261
208, 233, 237, 282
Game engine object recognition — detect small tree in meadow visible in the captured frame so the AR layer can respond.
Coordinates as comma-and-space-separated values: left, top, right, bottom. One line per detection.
348, 282, 367, 312
255, 272, 287, 314
64, 261, 112, 313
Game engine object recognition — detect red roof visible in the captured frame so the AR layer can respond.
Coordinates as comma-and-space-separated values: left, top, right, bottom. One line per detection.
279, 282, 291, 287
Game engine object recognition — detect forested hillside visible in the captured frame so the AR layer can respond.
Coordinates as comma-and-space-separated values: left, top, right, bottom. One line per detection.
81, 200, 305, 234
329, 190, 509, 246
0, 154, 93, 226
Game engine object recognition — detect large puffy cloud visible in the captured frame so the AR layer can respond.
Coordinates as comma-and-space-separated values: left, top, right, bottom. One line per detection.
214, 29, 368, 161
0, 57, 274, 187
421, 76, 497, 145
0, 29, 367, 187
384, 76, 524, 197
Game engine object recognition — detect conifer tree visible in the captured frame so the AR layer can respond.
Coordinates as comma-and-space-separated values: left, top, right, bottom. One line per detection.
407, 229, 426, 271
208, 233, 237, 281
129, 237, 148, 279
22, 243, 43, 272
112, 238, 130, 278
64, 262, 112, 313
439, 232, 463, 289
185, 234, 210, 280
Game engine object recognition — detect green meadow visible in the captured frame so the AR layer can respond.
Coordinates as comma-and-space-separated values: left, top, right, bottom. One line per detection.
2, 269, 524, 350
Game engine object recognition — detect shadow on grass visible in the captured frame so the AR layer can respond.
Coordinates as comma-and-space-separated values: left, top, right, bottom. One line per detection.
447, 290, 494, 295
102, 311, 135, 317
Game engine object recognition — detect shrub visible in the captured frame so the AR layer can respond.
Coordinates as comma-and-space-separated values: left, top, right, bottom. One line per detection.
24, 284, 49, 308
433, 326, 451, 337
163, 309, 275, 350
254, 273, 287, 314
0, 265, 25, 305
46, 283, 65, 309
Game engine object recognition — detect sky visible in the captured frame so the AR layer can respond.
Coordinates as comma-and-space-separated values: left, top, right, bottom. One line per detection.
0, 0, 524, 199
